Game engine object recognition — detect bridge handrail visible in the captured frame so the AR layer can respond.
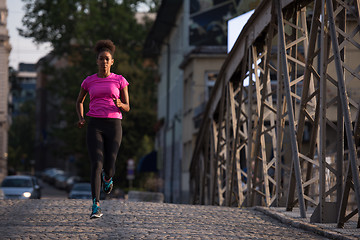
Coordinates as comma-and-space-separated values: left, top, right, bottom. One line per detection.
190, 0, 298, 171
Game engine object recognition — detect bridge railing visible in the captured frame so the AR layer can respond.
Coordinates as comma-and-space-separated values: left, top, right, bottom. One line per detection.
190, 0, 360, 228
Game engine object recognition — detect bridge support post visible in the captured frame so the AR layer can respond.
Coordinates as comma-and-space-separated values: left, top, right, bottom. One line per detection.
276, 0, 307, 218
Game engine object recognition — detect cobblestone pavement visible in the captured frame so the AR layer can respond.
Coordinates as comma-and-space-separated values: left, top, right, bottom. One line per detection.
0, 200, 332, 239
256, 207, 360, 240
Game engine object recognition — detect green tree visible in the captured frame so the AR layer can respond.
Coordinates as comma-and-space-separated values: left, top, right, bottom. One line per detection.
19, 0, 159, 189
8, 101, 36, 173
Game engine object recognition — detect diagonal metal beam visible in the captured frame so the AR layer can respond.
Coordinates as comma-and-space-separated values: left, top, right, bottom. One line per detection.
326, 0, 360, 217
276, 0, 306, 218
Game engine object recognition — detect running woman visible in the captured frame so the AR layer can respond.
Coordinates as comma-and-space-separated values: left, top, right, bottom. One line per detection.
76, 39, 130, 219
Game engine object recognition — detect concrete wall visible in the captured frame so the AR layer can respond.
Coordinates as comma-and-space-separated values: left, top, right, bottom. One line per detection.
0, 0, 10, 181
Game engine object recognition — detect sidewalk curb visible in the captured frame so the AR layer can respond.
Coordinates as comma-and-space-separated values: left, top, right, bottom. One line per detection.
253, 206, 357, 240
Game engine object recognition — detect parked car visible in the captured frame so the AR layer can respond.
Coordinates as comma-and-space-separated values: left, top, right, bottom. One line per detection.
65, 176, 82, 192
0, 175, 41, 199
54, 173, 70, 190
0, 189, 4, 200
68, 182, 105, 200
68, 182, 92, 199
42, 168, 64, 184
31, 176, 41, 199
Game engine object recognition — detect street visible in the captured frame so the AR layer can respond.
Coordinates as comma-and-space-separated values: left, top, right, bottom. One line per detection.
0, 199, 330, 239
1, 180, 357, 239
39, 179, 68, 199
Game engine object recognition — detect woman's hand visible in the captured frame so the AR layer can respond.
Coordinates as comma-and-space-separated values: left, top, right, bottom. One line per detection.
113, 97, 130, 112
116, 86, 130, 112
76, 87, 87, 128
113, 98, 122, 108
77, 118, 86, 128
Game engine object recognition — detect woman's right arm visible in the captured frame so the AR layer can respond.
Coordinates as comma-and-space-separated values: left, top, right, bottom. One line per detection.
76, 87, 88, 128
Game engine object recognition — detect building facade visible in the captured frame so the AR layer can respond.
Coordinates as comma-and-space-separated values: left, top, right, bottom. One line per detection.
0, 0, 11, 182
144, 0, 259, 203
35, 54, 68, 171
180, 46, 227, 202
9, 63, 37, 118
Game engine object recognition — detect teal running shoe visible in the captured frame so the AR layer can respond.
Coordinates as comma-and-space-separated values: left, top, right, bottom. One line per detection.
102, 172, 113, 194
90, 199, 103, 219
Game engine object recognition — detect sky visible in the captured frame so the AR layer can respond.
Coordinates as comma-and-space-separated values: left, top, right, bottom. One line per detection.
7, 0, 52, 70
227, 9, 254, 53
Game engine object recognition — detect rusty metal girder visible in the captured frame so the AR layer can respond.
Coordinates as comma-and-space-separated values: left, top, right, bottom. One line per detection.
190, 0, 360, 228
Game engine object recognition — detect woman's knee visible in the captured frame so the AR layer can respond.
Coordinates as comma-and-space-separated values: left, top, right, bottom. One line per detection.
92, 160, 103, 174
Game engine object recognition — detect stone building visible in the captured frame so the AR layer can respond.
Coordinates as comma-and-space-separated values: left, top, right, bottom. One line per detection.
9, 63, 37, 118
0, 0, 11, 182
144, 0, 260, 203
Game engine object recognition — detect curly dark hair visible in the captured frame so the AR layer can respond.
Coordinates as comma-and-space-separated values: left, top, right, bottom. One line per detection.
94, 39, 115, 57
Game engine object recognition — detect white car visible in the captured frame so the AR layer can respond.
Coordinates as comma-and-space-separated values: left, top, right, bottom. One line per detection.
1, 175, 41, 199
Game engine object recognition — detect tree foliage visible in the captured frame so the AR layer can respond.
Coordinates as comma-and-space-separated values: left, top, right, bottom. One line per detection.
20, 0, 157, 54
18, 0, 159, 188
8, 100, 36, 173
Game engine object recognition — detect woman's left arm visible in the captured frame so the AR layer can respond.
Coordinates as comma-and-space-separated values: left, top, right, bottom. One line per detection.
114, 85, 130, 112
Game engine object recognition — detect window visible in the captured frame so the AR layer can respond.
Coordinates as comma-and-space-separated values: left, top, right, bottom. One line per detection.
205, 71, 218, 101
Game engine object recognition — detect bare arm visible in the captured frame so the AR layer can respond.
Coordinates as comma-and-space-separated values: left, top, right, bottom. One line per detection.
76, 87, 88, 128
114, 85, 130, 112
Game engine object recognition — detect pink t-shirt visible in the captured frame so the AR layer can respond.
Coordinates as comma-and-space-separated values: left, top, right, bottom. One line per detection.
81, 73, 129, 119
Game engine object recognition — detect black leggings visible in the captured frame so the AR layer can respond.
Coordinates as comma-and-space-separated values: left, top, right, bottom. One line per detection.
87, 117, 122, 202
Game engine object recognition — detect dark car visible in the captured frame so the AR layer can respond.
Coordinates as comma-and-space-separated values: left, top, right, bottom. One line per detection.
1, 175, 41, 199
69, 182, 92, 199
65, 175, 82, 192
69, 182, 105, 200
43, 168, 64, 185
54, 173, 70, 190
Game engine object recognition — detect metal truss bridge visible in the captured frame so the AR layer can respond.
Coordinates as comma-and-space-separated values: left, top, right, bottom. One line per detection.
190, 0, 360, 228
